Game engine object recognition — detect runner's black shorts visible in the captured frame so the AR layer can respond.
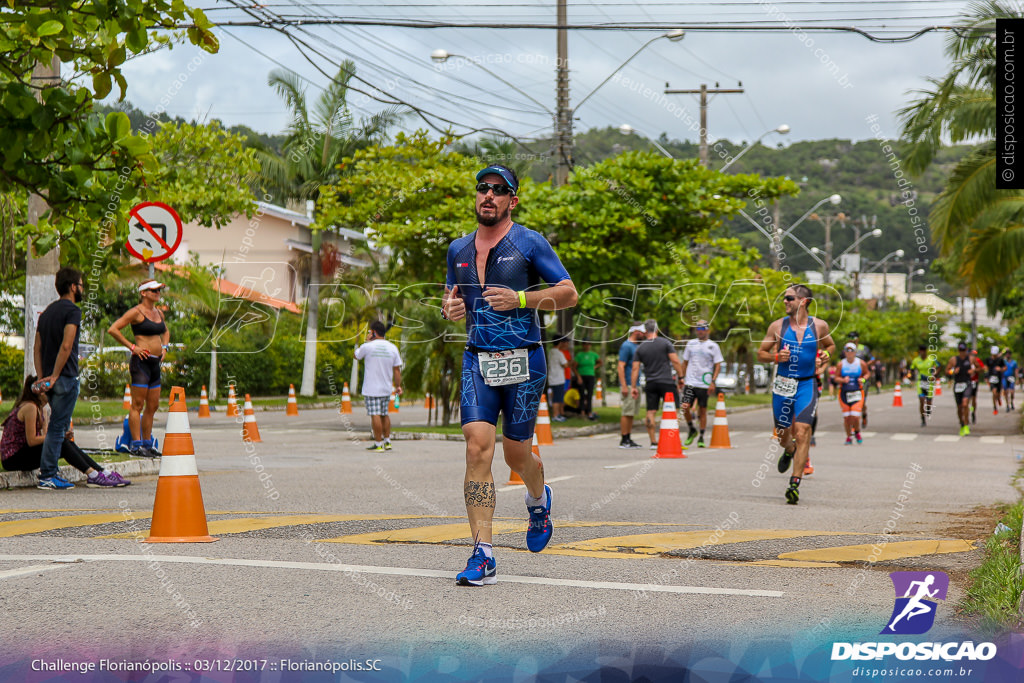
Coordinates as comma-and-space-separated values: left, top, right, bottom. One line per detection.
129, 355, 161, 389
681, 385, 709, 408
645, 381, 680, 412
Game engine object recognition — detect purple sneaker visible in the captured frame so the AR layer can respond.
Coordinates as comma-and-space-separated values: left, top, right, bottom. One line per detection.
85, 471, 124, 488
104, 470, 131, 487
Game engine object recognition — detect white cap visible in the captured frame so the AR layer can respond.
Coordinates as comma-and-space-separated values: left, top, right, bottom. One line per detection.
844, 342, 857, 352
138, 280, 166, 292
628, 325, 645, 334
992, 345, 1001, 356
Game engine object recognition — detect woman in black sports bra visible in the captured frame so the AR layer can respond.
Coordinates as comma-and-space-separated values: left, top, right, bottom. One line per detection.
107, 279, 170, 457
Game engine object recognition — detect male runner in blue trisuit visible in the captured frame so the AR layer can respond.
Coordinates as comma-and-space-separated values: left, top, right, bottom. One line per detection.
442, 164, 578, 586
757, 284, 836, 505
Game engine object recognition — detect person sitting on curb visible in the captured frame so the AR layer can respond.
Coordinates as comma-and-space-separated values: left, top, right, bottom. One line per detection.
0, 376, 130, 488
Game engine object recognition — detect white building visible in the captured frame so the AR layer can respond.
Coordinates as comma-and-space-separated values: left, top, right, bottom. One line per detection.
176, 201, 373, 304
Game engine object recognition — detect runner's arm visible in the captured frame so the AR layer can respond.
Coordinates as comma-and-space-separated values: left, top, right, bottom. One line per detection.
669, 352, 683, 381
756, 322, 780, 362
483, 280, 578, 312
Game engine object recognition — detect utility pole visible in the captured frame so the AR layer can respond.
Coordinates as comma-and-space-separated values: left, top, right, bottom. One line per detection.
24, 55, 61, 378
817, 213, 846, 285
554, 0, 571, 186
663, 83, 744, 166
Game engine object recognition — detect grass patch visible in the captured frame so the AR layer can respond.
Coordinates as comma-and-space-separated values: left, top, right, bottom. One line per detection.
959, 498, 1024, 634
718, 393, 772, 407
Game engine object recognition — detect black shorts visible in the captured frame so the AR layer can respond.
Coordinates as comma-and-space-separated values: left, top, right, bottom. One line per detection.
681, 385, 709, 408
645, 382, 680, 412
129, 355, 161, 389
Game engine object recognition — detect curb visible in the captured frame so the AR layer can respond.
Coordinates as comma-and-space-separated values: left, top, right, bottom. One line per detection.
0, 456, 161, 490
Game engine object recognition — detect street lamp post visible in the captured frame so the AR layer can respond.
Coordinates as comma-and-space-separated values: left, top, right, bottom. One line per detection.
720, 124, 790, 172
432, 29, 684, 186
907, 267, 925, 299
864, 249, 904, 308
810, 211, 847, 285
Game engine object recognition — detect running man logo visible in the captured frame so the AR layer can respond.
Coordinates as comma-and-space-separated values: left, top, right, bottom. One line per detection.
880, 571, 949, 635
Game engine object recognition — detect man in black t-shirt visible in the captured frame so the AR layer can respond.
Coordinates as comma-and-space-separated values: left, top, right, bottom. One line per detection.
33, 267, 85, 490
630, 319, 684, 450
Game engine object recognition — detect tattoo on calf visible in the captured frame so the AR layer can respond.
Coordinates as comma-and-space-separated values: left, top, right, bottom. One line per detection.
464, 481, 496, 508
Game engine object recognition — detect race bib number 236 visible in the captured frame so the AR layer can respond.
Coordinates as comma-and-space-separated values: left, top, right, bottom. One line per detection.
478, 348, 530, 386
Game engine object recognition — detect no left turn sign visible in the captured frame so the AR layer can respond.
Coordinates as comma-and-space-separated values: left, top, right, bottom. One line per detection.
126, 201, 183, 263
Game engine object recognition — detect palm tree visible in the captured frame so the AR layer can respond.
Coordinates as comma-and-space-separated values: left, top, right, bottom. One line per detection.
256, 62, 400, 396
899, 1, 1024, 298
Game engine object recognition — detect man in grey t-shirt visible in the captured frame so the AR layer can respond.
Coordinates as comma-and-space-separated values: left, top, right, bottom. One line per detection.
630, 319, 684, 449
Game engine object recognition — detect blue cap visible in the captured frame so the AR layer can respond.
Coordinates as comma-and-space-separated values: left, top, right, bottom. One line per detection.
476, 165, 518, 193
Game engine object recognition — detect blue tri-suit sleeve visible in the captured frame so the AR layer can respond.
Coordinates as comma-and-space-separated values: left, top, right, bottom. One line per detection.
525, 230, 571, 287
446, 242, 456, 291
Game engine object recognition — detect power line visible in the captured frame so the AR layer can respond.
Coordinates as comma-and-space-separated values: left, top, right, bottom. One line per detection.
196, 18, 963, 43
221, 0, 542, 150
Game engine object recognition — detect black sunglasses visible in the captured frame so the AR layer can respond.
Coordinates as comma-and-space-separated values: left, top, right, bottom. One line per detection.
476, 182, 515, 196
783, 295, 799, 301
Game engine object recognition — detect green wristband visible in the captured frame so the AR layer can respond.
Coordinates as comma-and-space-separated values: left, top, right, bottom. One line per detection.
518, 290, 527, 308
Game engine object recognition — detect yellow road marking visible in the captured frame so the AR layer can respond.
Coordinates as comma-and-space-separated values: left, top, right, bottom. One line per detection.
778, 539, 976, 563
547, 529, 860, 556
96, 514, 436, 539
323, 521, 697, 545
744, 559, 842, 568
0, 513, 153, 538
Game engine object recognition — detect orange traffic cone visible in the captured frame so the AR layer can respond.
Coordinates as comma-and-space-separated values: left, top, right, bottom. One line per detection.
595, 379, 603, 401
198, 386, 211, 418
709, 393, 732, 449
242, 394, 262, 443
935, 377, 942, 397
122, 384, 131, 410
654, 392, 685, 458
389, 391, 399, 413
341, 382, 353, 414
892, 382, 903, 407
226, 384, 239, 417
145, 386, 218, 543
535, 394, 554, 445
286, 384, 299, 416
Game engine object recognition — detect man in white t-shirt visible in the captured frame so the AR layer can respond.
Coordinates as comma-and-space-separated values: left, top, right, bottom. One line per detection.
547, 338, 570, 422
354, 320, 403, 452
679, 320, 723, 448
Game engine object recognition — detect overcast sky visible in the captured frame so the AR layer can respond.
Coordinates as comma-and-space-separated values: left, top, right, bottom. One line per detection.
108, 1, 973, 147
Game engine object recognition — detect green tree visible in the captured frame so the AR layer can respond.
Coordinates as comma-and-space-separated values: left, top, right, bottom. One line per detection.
1, 1, 217, 248
899, 1, 1022, 296
256, 64, 399, 396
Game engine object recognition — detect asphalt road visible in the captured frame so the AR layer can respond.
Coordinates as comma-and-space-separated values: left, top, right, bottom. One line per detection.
1, 387, 1020, 679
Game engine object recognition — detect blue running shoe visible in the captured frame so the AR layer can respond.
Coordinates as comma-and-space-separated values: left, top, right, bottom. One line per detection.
526, 484, 553, 552
37, 475, 74, 490
456, 544, 496, 586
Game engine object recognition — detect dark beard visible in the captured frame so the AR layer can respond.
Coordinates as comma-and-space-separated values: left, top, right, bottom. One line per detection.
475, 204, 509, 227
73, 290, 83, 303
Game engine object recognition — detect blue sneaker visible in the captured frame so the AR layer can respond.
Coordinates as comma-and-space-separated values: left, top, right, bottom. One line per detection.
455, 544, 496, 586
37, 475, 74, 490
526, 484, 553, 552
